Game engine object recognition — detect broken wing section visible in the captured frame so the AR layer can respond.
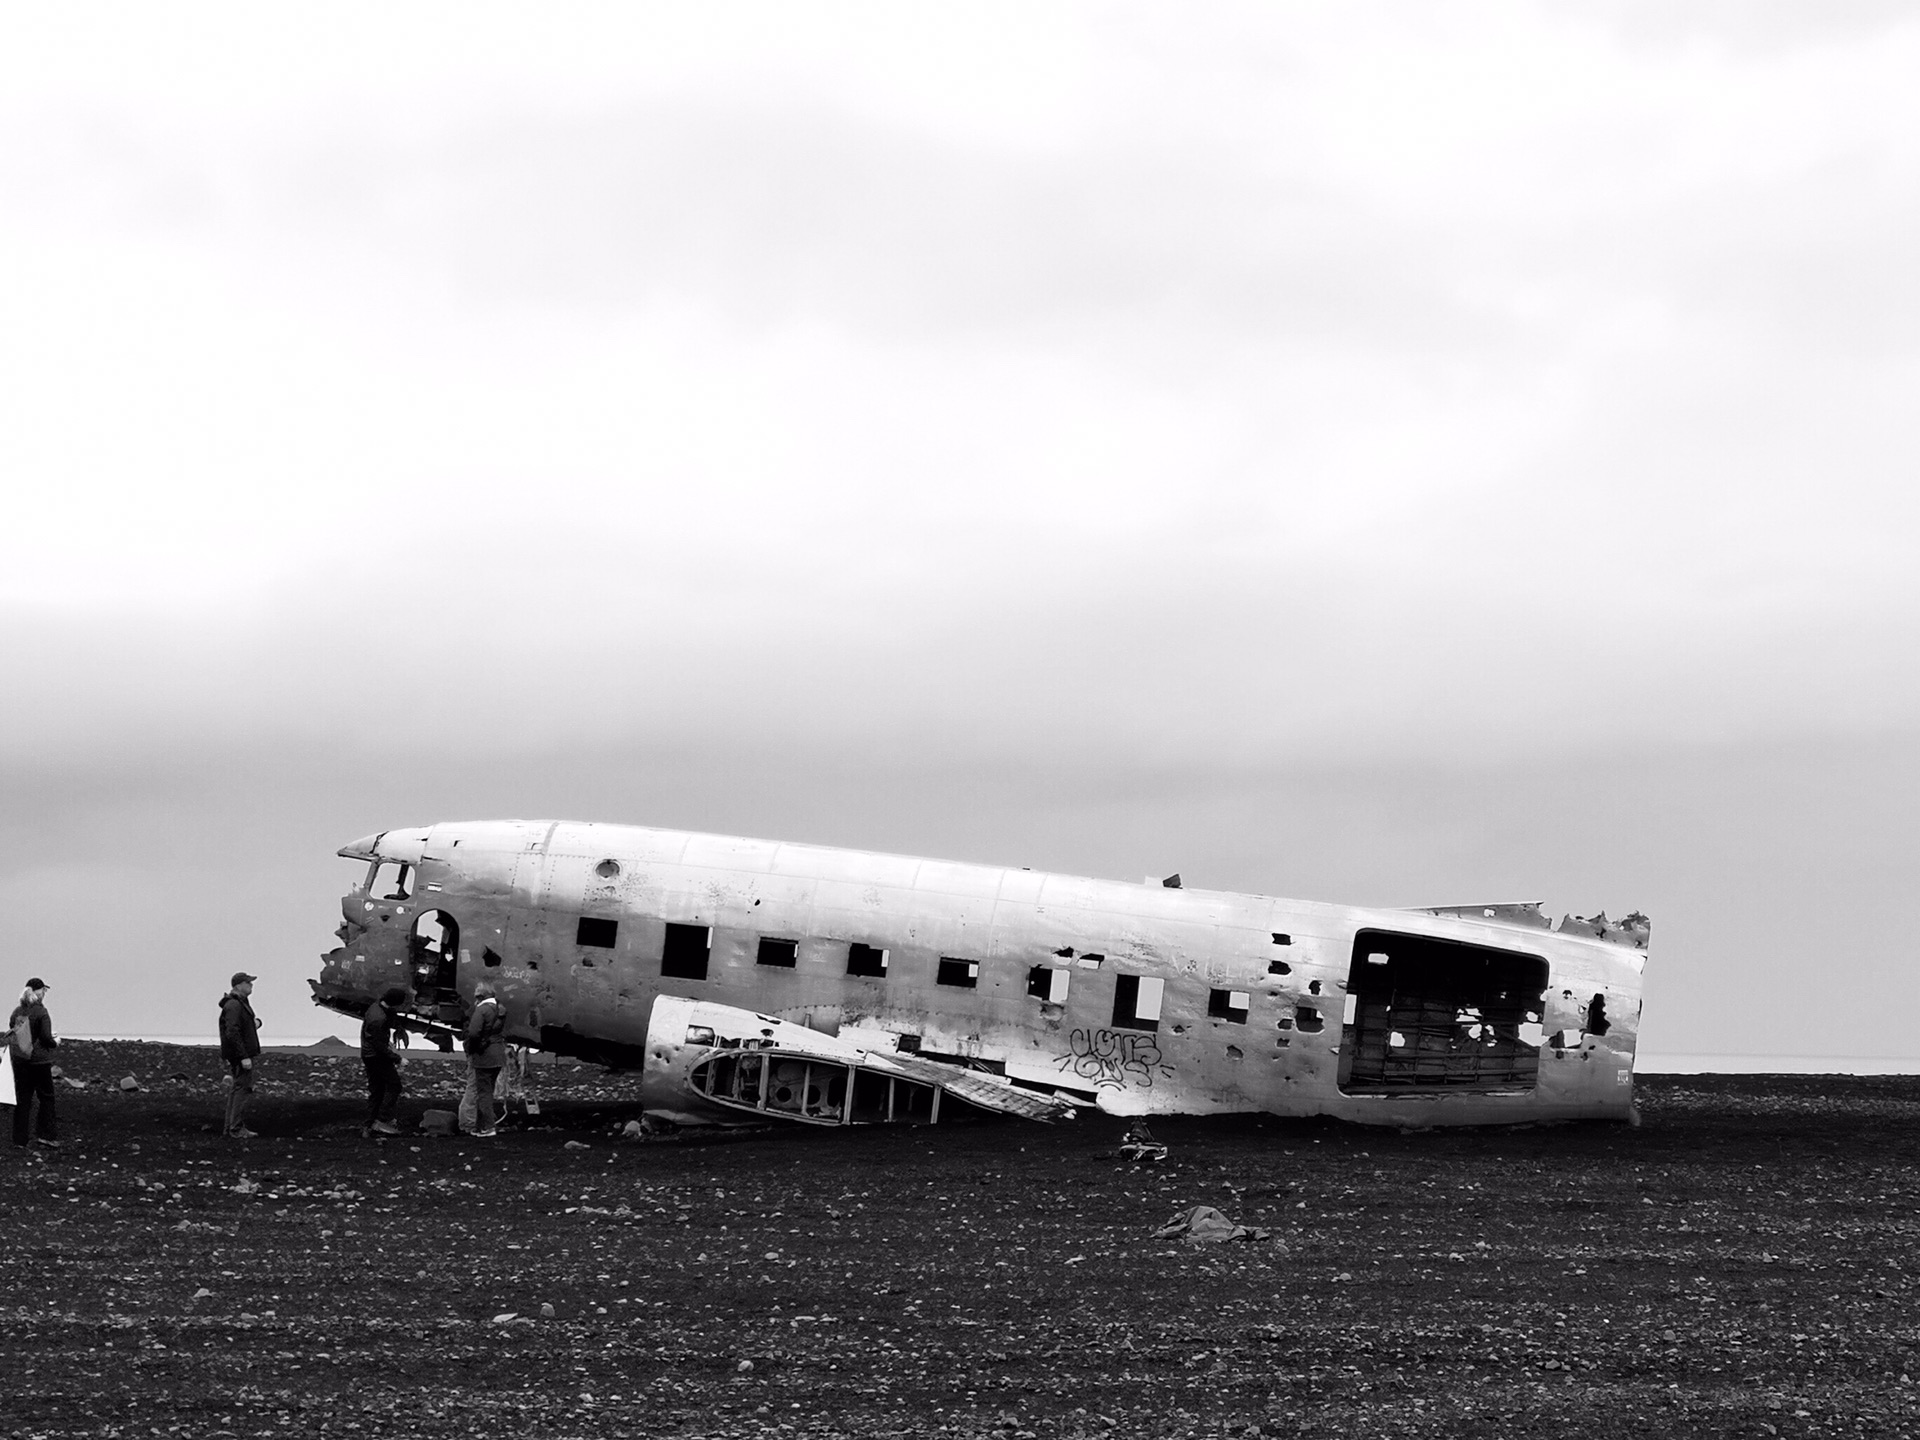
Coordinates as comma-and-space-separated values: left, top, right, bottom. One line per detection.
640, 996, 1077, 1127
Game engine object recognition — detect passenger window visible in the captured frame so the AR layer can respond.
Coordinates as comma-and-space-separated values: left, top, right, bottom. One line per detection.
847, 943, 889, 978
1207, 989, 1250, 1023
1112, 974, 1164, 1032
1027, 966, 1070, 1004
576, 918, 618, 949
757, 938, 798, 968
662, 923, 711, 980
936, 957, 979, 989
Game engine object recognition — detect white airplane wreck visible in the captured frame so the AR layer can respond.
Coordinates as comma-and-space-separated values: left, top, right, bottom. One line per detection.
310, 820, 1649, 1129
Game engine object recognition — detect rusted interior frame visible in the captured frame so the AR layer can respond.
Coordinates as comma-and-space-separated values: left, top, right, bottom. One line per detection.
1339, 929, 1549, 1095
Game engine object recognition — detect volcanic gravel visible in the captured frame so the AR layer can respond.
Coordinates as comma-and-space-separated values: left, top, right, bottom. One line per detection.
4, 1041, 1919, 1439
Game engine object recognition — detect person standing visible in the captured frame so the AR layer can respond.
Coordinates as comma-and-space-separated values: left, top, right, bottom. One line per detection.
9, 979, 61, 1149
462, 982, 506, 1138
360, 987, 408, 1137
218, 972, 262, 1139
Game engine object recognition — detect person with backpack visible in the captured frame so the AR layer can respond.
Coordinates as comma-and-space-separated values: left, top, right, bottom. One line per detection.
9, 978, 61, 1149
218, 972, 263, 1139
359, 987, 409, 1137
462, 982, 507, 1138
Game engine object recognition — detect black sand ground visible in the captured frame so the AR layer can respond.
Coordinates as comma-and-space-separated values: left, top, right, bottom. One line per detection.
4, 1041, 1918, 1439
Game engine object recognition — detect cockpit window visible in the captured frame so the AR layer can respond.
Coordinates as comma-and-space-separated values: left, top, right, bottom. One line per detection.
364, 861, 414, 900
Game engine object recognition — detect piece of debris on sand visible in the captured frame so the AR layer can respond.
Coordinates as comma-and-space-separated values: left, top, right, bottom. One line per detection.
1117, 1122, 1168, 1162
1153, 1205, 1272, 1244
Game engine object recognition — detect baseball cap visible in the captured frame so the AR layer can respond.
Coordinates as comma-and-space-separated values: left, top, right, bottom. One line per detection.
25, 977, 47, 990
231, 971, 257, 986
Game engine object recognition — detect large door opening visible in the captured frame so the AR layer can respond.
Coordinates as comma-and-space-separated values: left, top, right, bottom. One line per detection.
1338, 929, 1547, 1094
410, 910, 461, 1008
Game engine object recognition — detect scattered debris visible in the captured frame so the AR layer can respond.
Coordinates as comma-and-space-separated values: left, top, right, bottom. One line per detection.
118, 1075, 143, 1092
492, 1312, 518, 1325
193, 1288, 213, 1300
1117, 1122, 1168, 1163
417, 1109, 457, 1136
1152, 1205, 1273, 1244
564, 1140, 589, 1151
736, 1359, 754, 1373
540, 1302, 556, 1318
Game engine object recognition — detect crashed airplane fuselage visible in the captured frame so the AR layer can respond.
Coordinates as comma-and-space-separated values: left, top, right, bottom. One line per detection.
311, 820, 1648, 1128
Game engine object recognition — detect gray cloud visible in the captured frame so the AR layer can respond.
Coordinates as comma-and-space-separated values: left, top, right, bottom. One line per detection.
246, 101, 1490, 360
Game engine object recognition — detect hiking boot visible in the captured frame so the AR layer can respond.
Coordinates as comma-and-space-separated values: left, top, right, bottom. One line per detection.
371, 1121, 400, 1136
471, 1127, 499, 1138
32, 1137, 64, 1149
229, 1127, 260, 1140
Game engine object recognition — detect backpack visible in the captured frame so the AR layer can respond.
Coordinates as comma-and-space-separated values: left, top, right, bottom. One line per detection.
11, 1012, 32, 1059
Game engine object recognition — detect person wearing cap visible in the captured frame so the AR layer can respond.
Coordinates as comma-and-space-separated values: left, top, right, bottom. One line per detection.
462, 982, 507, 1138
9, 978, 61, 1149
218, 972, 263, 1139
359, 986, 409, 1137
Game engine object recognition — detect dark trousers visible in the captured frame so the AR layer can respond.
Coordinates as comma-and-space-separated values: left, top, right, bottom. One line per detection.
11, 1059, 56, 1145
224, 1061, 255, 1135
363, 1054, 402, 1125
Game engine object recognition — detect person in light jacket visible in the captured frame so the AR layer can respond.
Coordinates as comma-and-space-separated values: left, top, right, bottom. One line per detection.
9, 978, 61, 1149
462, 983, 507, 1138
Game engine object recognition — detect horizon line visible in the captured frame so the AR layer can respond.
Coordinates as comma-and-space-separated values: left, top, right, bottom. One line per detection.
55, 1036, 1920, 1076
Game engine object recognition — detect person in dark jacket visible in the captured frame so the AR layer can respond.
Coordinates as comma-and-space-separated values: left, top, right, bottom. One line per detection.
9, 978, 61, 1149
463, 983, 507, 1138
360, 987, 409, 1137
218, 972, 263, 1139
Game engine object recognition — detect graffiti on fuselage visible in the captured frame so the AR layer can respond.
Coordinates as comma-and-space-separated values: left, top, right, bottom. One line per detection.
1052, 1028, 1174, 1091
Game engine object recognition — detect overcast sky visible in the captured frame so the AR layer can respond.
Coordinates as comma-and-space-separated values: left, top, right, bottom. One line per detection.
2, 3, 1915, 1060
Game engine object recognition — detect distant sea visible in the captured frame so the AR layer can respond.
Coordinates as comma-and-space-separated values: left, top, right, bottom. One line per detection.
63, 1035, 1920, 1076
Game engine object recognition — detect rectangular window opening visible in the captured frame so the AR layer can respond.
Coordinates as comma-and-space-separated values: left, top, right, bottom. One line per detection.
1207, 988, 1250, 1023
937, 957, 979, 989
1111, 974, 1165, 1032
756, 937, 798, 969
661, 922, 711, 981
1337, 928, 1550, 1096
1027, 966, 1071, 1004
847, 943, 889, 978
576, 917, 618, 949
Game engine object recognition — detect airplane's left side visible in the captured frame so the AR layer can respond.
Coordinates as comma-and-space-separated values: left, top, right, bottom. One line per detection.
311, 820, 1649, 1130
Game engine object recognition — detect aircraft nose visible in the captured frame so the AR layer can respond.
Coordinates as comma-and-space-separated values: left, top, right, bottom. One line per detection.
311, 944, 367, 1010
